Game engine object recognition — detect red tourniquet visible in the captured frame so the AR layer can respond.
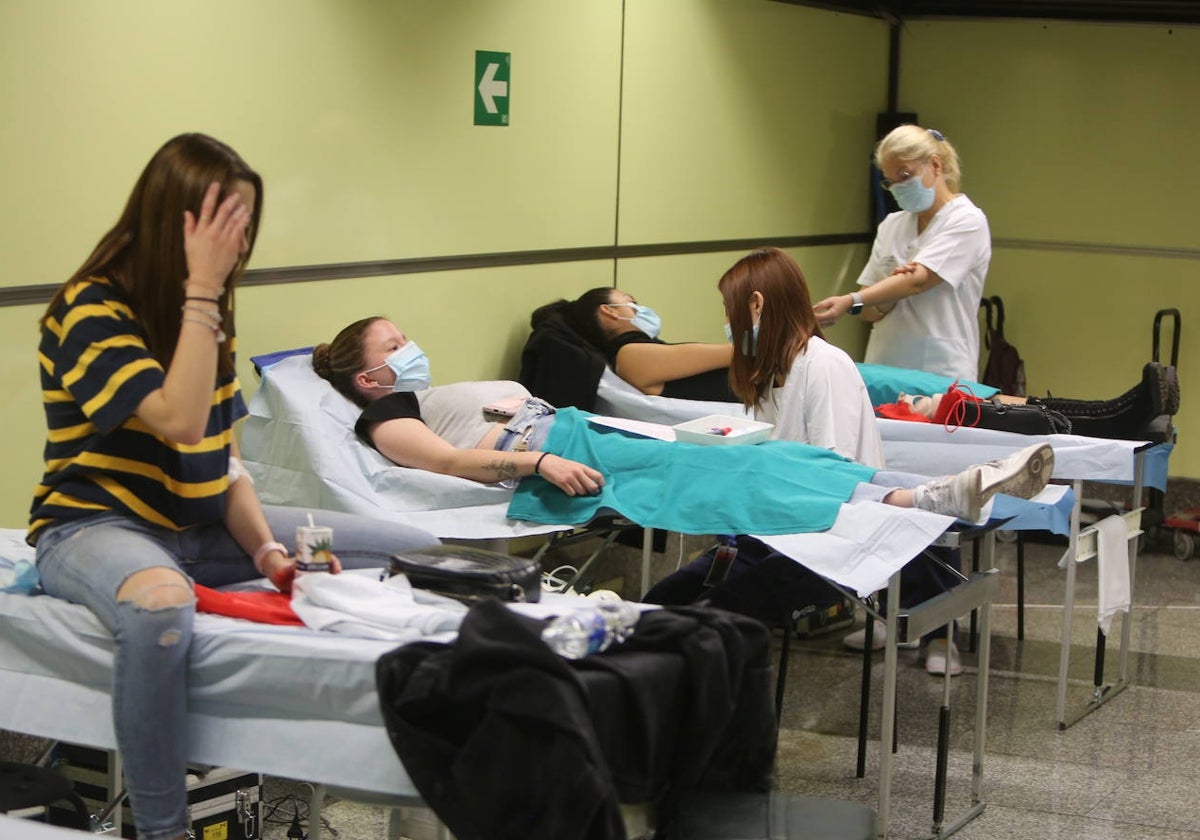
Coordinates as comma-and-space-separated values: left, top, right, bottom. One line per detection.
193, 583, 304, 626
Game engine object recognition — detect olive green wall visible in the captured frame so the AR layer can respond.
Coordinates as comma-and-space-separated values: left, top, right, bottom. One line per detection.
900, 18, 1198, 474
0, 0, 885, 527
615, 1, 882, 348
2, 4, 1194, 529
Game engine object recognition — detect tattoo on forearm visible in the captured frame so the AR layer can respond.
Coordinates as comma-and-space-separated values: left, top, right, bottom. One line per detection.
485, 459, 520, 482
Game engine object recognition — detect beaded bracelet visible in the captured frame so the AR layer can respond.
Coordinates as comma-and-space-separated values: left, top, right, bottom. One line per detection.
181, 304, 227, 343
181, 317, 227, 344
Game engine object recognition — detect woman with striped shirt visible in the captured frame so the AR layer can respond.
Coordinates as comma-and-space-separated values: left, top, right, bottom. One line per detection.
28, 134, 437, 840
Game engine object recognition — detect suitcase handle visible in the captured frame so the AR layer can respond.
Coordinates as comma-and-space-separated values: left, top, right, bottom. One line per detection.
1153, 308, 1180, 367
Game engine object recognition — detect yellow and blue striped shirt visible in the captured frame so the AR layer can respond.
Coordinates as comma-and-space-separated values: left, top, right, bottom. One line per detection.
28, 277, 245, 545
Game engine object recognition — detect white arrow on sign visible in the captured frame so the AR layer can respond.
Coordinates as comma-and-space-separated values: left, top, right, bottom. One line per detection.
478, 62, 508, 114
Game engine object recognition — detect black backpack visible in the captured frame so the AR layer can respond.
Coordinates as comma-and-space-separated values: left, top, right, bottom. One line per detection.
980, 295, 1026, 397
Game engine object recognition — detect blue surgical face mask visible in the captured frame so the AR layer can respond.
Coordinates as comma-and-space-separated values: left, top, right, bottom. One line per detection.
889, 174, 936, 213
724, 315, 761, 356
365, 341, 432, 392
612, 303, 662, 340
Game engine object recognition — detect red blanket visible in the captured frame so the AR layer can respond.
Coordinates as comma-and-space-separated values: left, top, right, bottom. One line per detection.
193, 584, 303, 626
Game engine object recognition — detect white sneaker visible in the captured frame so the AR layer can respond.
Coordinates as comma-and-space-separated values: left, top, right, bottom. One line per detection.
842, 619, 920, 651
977, 442, 1055, 502
916, 443, 1054, 520
923, 638, 962, 676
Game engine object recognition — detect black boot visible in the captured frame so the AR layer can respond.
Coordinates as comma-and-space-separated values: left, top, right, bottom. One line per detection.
1035, 363, 1178, 440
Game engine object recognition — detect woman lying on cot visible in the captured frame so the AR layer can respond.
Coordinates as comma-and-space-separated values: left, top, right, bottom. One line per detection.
313, 315, 1052, 525
30, 134, 437, 840
879, 362, 1178, 440
524, 286, 737, 406
524, 285, 1177, 441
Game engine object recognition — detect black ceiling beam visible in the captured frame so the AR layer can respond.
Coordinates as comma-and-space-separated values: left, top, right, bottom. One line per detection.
773, 0, 1200, 24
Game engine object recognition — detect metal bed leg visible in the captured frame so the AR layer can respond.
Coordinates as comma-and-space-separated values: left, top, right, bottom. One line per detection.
856, 614, 873, 778
1055, 480, 1083, 729
1016, 533, 1026, 641
1093, 628, 1107, 694
309, 783, 327, 840
968, 540, 980, 652
937, 589, 992, 837
876, 573, 901, 840
640, 527, 653, 598
932, 618, 952, 835
775, 609, 792, 721
1118, 454, 1145, 687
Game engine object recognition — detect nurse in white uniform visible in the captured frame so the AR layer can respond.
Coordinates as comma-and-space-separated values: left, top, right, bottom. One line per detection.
814, 125, 990, 383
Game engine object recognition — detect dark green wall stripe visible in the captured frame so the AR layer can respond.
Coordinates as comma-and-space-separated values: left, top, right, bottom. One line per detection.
0, 233, 870, 307
993, 239, 1200, 260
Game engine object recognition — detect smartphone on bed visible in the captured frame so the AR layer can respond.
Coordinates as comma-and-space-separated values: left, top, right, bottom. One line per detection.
482, 395, 528, 418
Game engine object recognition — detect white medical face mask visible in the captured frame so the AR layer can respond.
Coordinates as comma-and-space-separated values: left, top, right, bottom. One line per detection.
365, 341, 432, 392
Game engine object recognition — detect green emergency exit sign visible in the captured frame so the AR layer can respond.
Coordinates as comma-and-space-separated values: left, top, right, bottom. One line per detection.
474, 50, 510, 126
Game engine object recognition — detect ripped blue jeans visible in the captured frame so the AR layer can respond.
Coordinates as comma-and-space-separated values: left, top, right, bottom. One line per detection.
34, 506, 439, 840
493, 396, 557, 454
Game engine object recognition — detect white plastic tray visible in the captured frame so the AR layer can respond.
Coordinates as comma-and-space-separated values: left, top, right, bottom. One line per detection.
672, 414, 774, 446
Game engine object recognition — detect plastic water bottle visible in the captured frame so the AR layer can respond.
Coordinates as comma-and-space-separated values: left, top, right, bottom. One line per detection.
541, 601, 641, 659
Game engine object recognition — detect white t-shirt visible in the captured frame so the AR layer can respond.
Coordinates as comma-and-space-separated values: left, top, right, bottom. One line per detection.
754, 336, 885, 469
415, 381, 531, 448
857, 195, 991, 382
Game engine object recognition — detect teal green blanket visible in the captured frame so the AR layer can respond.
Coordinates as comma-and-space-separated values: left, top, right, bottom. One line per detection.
857, 363, 999, 406
507, 408, 876, 535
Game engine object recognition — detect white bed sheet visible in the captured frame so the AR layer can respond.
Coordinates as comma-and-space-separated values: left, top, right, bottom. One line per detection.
0, 533, 651, 800
594, 368, 748, 425
878, 418, 1171, 489
0, 532, 420, 797
241, 355, 563, 541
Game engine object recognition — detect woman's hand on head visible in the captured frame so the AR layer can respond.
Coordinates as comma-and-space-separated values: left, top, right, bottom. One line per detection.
183, 181, 251, 292
538, 454, 605, 497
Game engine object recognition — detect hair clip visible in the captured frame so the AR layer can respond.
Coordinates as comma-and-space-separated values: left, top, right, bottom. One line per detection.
927, 128, 945, 142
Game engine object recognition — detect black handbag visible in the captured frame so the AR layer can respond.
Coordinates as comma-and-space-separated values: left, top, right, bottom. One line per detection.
962, 397, 1072, 436
388, 545, 541, 603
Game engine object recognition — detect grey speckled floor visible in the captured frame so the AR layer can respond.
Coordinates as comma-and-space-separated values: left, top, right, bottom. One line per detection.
260, 535, 1200, 839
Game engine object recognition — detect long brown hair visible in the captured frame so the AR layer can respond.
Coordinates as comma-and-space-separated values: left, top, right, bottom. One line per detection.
718, 247, 824, 409
312, 316, 386, 408
43, 133, 263, 377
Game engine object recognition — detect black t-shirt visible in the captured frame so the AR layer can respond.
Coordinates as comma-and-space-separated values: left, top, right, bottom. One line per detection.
354, 391, 422, 447
605, 332, 737, 403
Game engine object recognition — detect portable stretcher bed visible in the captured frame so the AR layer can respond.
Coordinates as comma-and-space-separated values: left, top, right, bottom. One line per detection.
877, 417, 1172, 729
0, 534, 772, 839
0, 530, 424, 804
241, 354, 565, 542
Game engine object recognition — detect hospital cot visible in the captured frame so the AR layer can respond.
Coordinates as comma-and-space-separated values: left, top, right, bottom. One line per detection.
879, 418, 1170, 728
598, 365, 1169, 731
242, 353, 656, 595
0, 535, 783, 839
